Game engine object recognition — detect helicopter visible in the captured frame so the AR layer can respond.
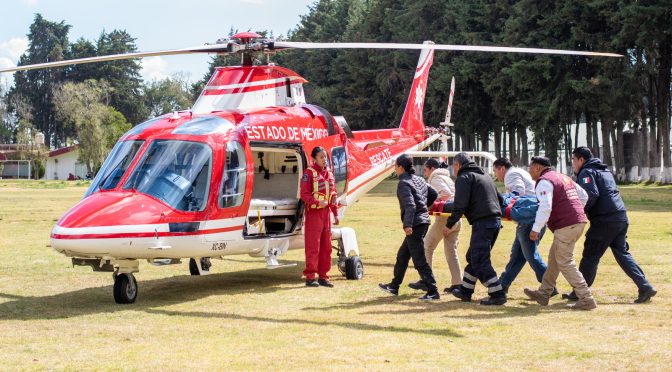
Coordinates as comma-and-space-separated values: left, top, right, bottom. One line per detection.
0, 32, 620, 304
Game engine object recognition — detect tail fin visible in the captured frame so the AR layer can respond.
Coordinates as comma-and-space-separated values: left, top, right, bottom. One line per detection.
399, 41, 434, 136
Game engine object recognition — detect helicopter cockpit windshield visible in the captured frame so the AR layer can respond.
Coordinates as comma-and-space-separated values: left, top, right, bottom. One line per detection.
123, 140, 212, 212
85, 140, 144, 197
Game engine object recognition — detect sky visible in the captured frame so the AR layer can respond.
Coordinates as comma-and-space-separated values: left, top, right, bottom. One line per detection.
0, 0, 316, 86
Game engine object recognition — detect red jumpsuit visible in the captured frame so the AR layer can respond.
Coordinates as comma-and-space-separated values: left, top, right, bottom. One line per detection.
300, 163, 338, 280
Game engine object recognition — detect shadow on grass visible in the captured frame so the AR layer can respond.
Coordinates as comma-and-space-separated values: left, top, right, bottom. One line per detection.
0, 263, 308, 321
303, 294, 571, 319
144, 308, 462, 337
0, 260, 463, 338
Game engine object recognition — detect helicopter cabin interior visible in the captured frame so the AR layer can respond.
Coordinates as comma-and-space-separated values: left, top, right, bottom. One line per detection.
245, 146, 303, 237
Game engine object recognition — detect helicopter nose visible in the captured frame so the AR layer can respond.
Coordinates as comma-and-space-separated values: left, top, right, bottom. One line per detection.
50, 192, 172, 256
56, 191, 169, 229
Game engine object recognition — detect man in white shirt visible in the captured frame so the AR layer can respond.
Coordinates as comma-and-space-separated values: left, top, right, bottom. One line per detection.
493, 158, 550, 294
523, 157, 597, 310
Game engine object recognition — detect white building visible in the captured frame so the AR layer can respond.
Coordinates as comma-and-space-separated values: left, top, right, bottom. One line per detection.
45, 145, 87, 180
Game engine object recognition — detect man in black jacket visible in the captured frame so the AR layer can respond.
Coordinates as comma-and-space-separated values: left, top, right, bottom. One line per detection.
565, 147, 657, 303
446, 153, 507, 305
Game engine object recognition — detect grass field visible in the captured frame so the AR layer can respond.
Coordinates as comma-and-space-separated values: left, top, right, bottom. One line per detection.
0, 179, 670, 370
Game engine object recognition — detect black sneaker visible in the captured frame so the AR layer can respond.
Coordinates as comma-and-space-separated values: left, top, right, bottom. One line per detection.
443, 285, 461, 294
551, 288, 559, 297
450, 287, 472, 302
480, 296, 507, 306
305, 279, 319, 287
318, 279, 334, 288
420, 292, 440, 301
408, 280, 428, 291
562, 291, 578, 301
634, 288, 657, 303
378, 283, 399, 296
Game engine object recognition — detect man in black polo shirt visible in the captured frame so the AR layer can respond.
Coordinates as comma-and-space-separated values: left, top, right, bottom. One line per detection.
565, 147, 657, 303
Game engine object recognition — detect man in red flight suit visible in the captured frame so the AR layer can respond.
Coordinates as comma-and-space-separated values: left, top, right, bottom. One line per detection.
301, 146, 339, 287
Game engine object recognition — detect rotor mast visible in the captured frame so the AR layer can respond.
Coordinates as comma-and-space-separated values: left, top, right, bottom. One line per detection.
227, 32, 275, 66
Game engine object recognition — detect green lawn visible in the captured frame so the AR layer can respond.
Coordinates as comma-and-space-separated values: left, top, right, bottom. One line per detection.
0, 180, 670, 370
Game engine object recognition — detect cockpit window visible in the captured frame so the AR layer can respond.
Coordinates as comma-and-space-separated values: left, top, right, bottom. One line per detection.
220, 141, 247, 208
85, 140, 144, 197
123, 140, 212, 212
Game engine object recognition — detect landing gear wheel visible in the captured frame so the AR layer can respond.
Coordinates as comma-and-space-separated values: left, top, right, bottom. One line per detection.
189, 258, 211, 275
345, 256, 364, 280
113, 273, 137, 304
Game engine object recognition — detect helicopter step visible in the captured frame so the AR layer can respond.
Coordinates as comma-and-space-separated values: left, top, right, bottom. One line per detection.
261, 239, 297, 269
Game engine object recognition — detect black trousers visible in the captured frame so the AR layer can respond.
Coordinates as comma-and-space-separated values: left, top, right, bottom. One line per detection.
390, 224, 438, 293
461, 217, 505, 297
579, 221, 653, 292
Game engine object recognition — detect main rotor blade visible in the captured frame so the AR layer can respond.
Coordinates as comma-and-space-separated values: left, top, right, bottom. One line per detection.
0, 40, 621, 74
0, 44, 230, 74
274, 41, 622, 58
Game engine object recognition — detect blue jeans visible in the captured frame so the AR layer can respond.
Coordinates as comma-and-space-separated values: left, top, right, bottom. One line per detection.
499, 223, 547, 288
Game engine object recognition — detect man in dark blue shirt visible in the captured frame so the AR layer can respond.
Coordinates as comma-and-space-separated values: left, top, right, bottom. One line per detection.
566, 147, 657, 303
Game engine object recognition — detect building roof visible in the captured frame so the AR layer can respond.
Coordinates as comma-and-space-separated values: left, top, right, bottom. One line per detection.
49, 145, 78, 158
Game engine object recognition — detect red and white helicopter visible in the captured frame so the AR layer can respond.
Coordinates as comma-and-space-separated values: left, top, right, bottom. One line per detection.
1, 33, 619, 303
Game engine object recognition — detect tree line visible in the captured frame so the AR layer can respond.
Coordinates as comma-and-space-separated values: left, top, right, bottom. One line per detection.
275, 0, 671, 183
0, 14, 192, 174
1, 2, 670, 183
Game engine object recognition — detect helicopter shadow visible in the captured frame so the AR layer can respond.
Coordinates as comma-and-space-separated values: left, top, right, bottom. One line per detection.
0, 262, 464, 338
0, 263, 307, 321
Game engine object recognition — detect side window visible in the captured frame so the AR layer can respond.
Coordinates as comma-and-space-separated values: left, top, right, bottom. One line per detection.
331, 147, 347, 195
220, 141, 247, 208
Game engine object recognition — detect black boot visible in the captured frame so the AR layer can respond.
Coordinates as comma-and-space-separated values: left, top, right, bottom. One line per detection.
318, 279, 334, 288
480, 295, 507, 306
562, 291, 578, 301
450, 287, 472, 302
408, 280, 428, 291
443, 285, 461, 294
419, 291, 440, 301
634, 288, 657, 303
378, 283, 399, 296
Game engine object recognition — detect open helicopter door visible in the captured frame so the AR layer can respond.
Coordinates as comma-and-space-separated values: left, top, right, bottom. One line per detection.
245, 141, 307, 238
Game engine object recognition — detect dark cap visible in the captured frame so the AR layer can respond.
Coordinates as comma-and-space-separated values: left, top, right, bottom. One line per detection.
530, 156, 551, 167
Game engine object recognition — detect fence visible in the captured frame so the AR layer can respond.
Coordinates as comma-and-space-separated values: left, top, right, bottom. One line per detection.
0, 160, 32, 179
